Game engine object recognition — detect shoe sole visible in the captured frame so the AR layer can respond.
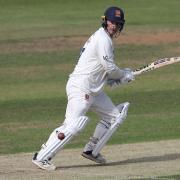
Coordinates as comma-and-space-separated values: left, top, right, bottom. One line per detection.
81, 153, 106, 164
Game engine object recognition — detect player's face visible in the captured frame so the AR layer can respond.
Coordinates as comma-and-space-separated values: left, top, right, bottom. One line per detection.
106, 20, 120, 38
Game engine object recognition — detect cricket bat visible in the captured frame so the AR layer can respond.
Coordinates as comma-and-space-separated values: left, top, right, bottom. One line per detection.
133, 57, 180, 76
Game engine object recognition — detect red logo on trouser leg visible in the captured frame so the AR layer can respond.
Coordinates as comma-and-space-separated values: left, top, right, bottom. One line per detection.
85, 94, 89, 101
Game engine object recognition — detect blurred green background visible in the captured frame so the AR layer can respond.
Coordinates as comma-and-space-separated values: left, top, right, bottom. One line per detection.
0, 0, 180, 154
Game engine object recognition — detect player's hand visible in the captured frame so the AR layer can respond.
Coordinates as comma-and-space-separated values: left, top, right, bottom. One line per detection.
120, 68, 135, 84
107, 68, 135, 88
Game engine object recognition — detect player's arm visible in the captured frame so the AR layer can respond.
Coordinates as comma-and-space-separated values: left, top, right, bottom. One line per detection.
96, 37, 124, 79
97, 38, 134, 85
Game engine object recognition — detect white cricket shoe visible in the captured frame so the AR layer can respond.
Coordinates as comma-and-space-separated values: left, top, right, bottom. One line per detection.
32, 152, 56, 171
82, 151, 106, 164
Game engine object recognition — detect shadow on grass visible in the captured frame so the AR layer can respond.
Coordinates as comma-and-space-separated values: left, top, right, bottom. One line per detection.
56, 153, 180, 170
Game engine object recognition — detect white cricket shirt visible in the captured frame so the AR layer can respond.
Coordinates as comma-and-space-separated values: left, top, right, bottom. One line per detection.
69, 27, 124, 95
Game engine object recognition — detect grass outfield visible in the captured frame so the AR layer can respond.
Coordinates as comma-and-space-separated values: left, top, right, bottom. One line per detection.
0, 0, 180, 156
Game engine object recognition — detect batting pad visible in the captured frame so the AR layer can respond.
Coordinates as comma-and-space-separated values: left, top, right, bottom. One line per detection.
37, 116, 89, 161
92, 102, 130, 157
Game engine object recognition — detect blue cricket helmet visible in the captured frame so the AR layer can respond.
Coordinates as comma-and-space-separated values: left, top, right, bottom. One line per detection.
102, 6, 125, 31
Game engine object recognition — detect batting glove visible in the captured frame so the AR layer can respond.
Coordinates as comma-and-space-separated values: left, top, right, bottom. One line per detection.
107, 68, 135, 87
120, 68, 135, 84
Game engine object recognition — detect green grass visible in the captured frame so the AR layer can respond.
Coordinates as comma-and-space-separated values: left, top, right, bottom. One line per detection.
0, 0, 180, 41
0, 0, 180, 156
0, 44, 179, 154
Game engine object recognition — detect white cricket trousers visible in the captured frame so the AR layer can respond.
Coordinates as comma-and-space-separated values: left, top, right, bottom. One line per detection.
36, 79, 121, 161
64, 79, 120, 127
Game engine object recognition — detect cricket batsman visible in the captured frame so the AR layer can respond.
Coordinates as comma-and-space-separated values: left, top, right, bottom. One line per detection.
32, 6, 135, 170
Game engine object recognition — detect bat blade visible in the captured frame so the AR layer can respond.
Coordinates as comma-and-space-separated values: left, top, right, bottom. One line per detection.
133, 57, 180, 76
